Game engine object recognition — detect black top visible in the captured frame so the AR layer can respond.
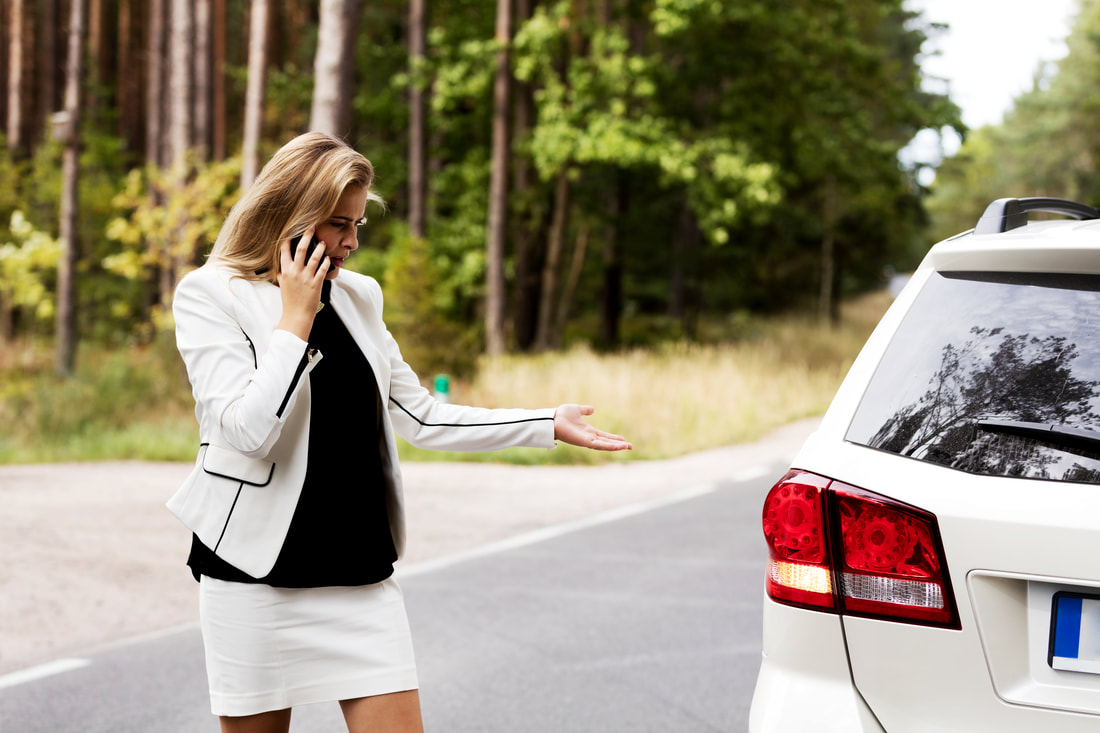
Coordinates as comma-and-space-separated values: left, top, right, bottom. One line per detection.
188, 281, 396, 587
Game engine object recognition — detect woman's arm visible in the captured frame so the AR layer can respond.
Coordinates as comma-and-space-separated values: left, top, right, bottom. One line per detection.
174, 269, 316, 457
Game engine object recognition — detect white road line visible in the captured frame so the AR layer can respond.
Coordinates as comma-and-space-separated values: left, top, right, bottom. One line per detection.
0, 658, 90, 690
732, 464, 775, 484
399, 463, 774, 579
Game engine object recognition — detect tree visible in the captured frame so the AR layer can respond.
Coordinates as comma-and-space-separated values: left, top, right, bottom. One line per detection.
484, 0, 512, 355
212, 0, 228, 160
310, 0, 362, 138
57, 0, 88, 376
407, 0, 427, 238
241, 0, 270, 188
928, 0, 1099, 241
145, 0, 167, 169
510, 0, 540, 351
5, 0, 29, 156
194, 0, 213, 160
37, 0, 60, 149
169, 0, 193, 169
116, 0, 145, 153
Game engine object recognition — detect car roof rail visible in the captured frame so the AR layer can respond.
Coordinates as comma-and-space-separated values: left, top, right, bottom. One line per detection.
974, 197, 1100, 234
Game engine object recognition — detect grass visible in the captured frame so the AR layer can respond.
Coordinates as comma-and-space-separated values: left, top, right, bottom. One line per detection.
0, 336, 199, 463
0, 290, 891, 465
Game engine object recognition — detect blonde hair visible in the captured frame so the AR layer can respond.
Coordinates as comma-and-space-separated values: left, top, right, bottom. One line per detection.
210, 132, 382, 282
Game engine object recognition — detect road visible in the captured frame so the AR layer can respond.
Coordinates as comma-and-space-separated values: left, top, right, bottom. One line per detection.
0, 465, 779, 732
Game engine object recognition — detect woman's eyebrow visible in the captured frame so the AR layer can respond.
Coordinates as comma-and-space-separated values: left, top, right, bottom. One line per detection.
330, 215, 368, 225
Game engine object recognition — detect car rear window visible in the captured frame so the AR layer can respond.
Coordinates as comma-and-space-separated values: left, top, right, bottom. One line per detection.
846, 271, 1100, 483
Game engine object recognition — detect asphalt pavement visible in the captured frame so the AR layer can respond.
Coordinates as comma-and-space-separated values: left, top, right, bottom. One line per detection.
0, 464, 780, 732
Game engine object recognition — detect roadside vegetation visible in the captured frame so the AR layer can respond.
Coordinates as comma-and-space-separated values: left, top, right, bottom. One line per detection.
0, 290, 890, 465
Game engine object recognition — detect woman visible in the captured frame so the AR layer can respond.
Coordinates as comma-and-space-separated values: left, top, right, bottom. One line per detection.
167, 132, 632, 733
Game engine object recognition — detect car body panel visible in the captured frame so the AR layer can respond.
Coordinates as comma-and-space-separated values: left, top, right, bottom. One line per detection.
750, 600, 885, 732
751, 212, 1100, 731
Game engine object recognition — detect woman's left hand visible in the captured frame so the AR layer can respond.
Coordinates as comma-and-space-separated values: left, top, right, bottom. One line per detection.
553, 404, 633, 452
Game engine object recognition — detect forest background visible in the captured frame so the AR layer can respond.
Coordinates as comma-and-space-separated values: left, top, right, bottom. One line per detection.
1, 0, 1091, 464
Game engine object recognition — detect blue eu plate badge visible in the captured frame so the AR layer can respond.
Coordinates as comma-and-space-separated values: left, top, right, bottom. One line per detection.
1050, 592, 1100, 674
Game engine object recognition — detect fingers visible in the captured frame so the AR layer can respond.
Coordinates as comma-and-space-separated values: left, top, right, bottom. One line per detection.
282, 227, 328, 277
292, 226, 316, 262
589, 434, 633, 451
553, 403, 633, 451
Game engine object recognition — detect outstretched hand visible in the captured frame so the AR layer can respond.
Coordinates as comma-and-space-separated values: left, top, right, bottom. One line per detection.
553, 404, 633, 452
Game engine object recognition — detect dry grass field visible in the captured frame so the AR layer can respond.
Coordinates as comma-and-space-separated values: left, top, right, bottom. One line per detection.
0, 290, 893, 464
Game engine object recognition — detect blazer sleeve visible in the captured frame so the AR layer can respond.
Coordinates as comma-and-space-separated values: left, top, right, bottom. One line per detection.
173, 269, 318, 458
371, 289, 557, 452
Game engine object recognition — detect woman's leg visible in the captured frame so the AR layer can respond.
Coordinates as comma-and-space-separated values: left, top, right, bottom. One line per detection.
218, 708, 292, 733
340, 690, 423, 733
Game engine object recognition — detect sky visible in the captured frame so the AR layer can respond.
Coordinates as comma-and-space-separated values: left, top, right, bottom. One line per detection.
901, 0, 1079, 172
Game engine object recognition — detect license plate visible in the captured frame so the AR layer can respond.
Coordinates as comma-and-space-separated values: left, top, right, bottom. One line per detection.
1049, 591, 1100, 673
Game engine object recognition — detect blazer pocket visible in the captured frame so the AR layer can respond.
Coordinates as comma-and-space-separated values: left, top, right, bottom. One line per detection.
201, 444, 275, 486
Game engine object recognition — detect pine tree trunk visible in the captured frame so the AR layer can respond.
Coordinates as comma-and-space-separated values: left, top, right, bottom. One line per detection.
57, 0, 87, 377
241, 0, 269, 188
6, 0, 26, 155
407, 0, 427, 238
535, 169, 569, 352
144, 0, 168, 317
212, 0, 227, 160
0, 1, 7, 128
36, 0, 59, 148
145, 0, 166, 168
669, 196, 701, 338
554, 223, 589, 345
599, 176, 627, 349
194, 0, 212, 160
511, 0, 539, 352
169, 0, 193, 167
165, 0, 194, 299
117, 0, 145, 153
310, 0, 361, 138
484, 0, 512, 356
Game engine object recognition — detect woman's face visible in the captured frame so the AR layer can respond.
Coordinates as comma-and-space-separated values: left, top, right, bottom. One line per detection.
315, 185, 368, 280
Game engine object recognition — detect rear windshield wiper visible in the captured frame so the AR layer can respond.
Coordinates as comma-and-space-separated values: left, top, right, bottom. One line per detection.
977, 418, 1100, 456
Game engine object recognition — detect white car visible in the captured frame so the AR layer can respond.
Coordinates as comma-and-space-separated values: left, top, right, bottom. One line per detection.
750, 198, 1100, 731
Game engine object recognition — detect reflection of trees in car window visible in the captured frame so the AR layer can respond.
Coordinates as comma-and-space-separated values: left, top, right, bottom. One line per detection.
868, 326, 1100, 480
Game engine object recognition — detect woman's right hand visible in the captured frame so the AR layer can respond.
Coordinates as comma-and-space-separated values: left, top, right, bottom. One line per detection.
275, 228, 329, 341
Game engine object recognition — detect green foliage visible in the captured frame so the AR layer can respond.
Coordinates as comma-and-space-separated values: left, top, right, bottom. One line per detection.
927, 0, 1100, 241
0, 211, 62, 322
514, 2, 782, 248
5, 0, 965, 378
105, 156, 242, 333
379, 227, 480, 378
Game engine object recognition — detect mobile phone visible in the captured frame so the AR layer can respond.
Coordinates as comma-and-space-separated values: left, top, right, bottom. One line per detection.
290, 232, 335, 273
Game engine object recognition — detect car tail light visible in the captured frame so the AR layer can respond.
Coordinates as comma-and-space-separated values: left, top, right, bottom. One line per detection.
762, 470, 959, 628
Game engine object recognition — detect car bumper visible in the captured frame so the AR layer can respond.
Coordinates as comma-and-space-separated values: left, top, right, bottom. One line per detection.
749, 596, 885, 732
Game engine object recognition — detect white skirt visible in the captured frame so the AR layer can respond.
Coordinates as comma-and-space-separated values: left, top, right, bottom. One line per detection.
198, 576, 419, 717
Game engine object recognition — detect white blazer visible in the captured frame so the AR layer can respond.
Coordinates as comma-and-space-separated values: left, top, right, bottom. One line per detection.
167, 262, 556, 578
